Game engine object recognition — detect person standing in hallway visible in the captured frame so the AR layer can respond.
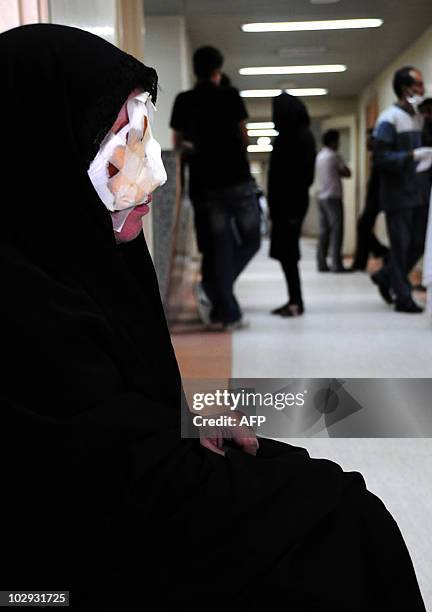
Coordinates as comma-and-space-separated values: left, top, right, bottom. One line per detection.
268, 93, 316, 317
371, 66, 431, 313
315, 129, 352, 272
350, 129, 389, 271
170, 46, 260, 330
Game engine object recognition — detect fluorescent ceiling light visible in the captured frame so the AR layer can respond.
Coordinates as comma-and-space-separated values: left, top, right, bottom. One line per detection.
241, 88, 327, 97
246, 121, 275, 129
248, 144, 273, 153
242, 19, 383, 32
241, 89, 282, 97
257, 136, 272, 146
240, 64, 346, 75
248, 129, 279, 137
287, 88, 327, 96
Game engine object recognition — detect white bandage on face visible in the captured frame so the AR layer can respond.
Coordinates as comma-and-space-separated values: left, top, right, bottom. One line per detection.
87, 92, 167, 232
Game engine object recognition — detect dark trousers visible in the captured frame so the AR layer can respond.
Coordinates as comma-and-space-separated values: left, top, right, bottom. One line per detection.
352, 172, 389, 269
317, 197, 344, 271
203, 182, 260, 323
278, 219, 304, 306
191, 205, 213, 294
374, 206, 428, 304
281, 259, 302, 306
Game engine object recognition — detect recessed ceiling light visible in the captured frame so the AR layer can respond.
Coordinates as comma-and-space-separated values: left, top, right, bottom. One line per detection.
248, 144, 273, 153
241, 88, 328, 97
240, 64, 346, 75
241, 19, 383, 32
257, 137, 272, 146
246, 121, 275, 129
248, 129, 279, 137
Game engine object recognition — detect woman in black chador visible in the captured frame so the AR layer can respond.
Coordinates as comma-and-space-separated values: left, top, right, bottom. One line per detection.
2, 25, 426, 610
268, 93, 316, 317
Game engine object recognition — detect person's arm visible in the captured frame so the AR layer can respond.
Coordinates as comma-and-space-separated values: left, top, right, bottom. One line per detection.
172, 128, 183, 152
229, 89, 249, 149
239, 119, 249, 148
170, 93, 194, 157
373, 120, 414, 173
336, 153, 351, 178
172, 128, 195, 156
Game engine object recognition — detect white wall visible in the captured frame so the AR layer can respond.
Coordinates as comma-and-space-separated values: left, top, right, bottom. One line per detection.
0, 0, 48, 33
49, 0, 118, 45
143, 16, 192, 150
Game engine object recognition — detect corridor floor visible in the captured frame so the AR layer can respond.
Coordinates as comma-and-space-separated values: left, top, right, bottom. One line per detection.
233, 238, 432, 377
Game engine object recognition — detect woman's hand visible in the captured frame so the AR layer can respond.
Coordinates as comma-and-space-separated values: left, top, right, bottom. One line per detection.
199, 410, 259, 457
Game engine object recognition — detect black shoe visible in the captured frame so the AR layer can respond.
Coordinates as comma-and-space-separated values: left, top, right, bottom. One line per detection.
350, 263, 367, 271
279, 303, 304, 317
271, 303, 289, 315
371, 273, 393, 305
332, 267, 354, 273
318, 266, 330, 272
372, 247, 390, 260
395, 300, 424, 313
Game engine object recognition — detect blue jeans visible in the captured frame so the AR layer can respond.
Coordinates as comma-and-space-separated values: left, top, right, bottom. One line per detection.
202, 181, 261, 323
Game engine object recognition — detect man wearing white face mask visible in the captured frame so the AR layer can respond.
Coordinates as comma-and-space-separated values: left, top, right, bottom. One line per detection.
371, 66, 431, 313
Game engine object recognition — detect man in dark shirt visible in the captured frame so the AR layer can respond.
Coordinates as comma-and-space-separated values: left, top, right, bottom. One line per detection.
371, 66, 431, 313
170, 46, 260, 329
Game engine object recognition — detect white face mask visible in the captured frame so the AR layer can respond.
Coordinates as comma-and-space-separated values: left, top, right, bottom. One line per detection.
407, 93, 426, 112
87, 92, 167, 232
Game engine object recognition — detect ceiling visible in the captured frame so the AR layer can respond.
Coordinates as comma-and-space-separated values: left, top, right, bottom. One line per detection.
145, 0, 432, 98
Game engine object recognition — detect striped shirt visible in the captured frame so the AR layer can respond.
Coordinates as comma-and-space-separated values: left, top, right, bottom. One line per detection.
373, 104, 424, 211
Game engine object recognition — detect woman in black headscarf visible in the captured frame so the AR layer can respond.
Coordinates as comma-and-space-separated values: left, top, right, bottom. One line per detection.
268, 93, 317, 316
2, 24, 426, 611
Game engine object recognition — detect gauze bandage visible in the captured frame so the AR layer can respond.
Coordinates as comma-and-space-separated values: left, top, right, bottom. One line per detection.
88, 92, 167, 232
